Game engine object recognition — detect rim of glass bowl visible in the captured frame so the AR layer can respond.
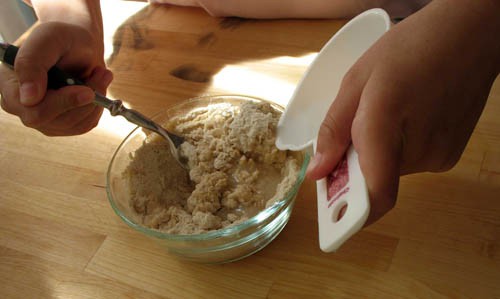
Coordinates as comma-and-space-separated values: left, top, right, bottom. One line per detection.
106, 94, 310, 241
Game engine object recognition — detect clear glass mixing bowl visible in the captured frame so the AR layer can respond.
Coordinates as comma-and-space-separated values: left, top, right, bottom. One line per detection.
106, 95, 309, 263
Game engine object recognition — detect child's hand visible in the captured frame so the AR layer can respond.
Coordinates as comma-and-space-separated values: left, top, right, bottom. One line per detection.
306, 0, 500, 225
0, 21, 112, 136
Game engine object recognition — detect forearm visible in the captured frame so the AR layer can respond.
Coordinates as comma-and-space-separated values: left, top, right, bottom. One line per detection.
416, 0, 500, 75
459, 0, 500, 74
24, 0, 103, 36
197, 0, 378, 19
198, 0, 429, 19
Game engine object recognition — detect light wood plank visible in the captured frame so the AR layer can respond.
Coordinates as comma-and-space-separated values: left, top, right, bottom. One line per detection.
0, 170, 129, 236
1, 1, 499, 298
86, 236, 274, 299
0, 246, 167, 299
390, 239, 500, 299
480, 149, 500, 186
0, 208, 105, 270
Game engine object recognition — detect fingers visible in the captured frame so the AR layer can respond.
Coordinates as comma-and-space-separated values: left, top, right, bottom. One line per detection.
306, 71, 363, 180
0, 65, 21, 113
3, 84, 100, 136
19, 86, 95, 128
41, 105, 103, 136
1, 63, 95, 130
351, 102, 403, 226
86, 66, 113, 95
14, 23, 72, 106
70, 105, 103, 134
48, 102, 99, 128
2, 51, 112, 136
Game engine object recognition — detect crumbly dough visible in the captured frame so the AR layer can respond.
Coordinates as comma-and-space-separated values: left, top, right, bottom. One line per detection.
123, 101, 302, 234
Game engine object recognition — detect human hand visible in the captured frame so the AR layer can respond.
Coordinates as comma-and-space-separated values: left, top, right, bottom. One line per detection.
0, 21, 113, 136
306, 0, 500, 225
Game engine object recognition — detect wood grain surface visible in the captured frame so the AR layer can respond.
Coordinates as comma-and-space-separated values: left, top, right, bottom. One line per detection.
1, 1, 499, 298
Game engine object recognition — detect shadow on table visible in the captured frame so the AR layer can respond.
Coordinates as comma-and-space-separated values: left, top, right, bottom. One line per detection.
104, 4, 344, 116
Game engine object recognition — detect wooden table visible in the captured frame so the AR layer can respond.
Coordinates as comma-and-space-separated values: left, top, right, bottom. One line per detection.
1, 1, 499, 298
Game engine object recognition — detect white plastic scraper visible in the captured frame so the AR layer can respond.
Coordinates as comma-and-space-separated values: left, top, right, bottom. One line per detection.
276, 9, 391, 252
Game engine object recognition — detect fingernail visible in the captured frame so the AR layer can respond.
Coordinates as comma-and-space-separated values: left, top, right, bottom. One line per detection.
19, 82, 38, 105
77, 89, 95, 105
306, 152, 323, 174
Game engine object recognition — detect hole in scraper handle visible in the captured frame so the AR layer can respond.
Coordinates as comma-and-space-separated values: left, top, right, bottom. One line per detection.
332, 201, 348, 223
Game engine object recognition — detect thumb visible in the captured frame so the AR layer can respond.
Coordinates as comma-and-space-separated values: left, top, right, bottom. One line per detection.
306, 74, 362, 180
14, 25, 70, 106
16, 62, 47, 107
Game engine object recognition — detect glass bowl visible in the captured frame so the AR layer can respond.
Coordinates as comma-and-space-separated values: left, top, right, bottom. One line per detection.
106, 95, 309, 264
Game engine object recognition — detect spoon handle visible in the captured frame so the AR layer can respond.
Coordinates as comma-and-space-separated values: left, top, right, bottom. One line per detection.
95, 93, 184, 148
1, 42, 86, 89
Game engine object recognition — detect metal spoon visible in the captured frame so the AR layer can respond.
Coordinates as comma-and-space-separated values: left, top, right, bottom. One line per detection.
93, 92, 186, 167
0, 42, 187, 168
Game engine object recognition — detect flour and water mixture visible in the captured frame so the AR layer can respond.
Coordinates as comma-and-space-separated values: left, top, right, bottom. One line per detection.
122, 101, 302, 234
